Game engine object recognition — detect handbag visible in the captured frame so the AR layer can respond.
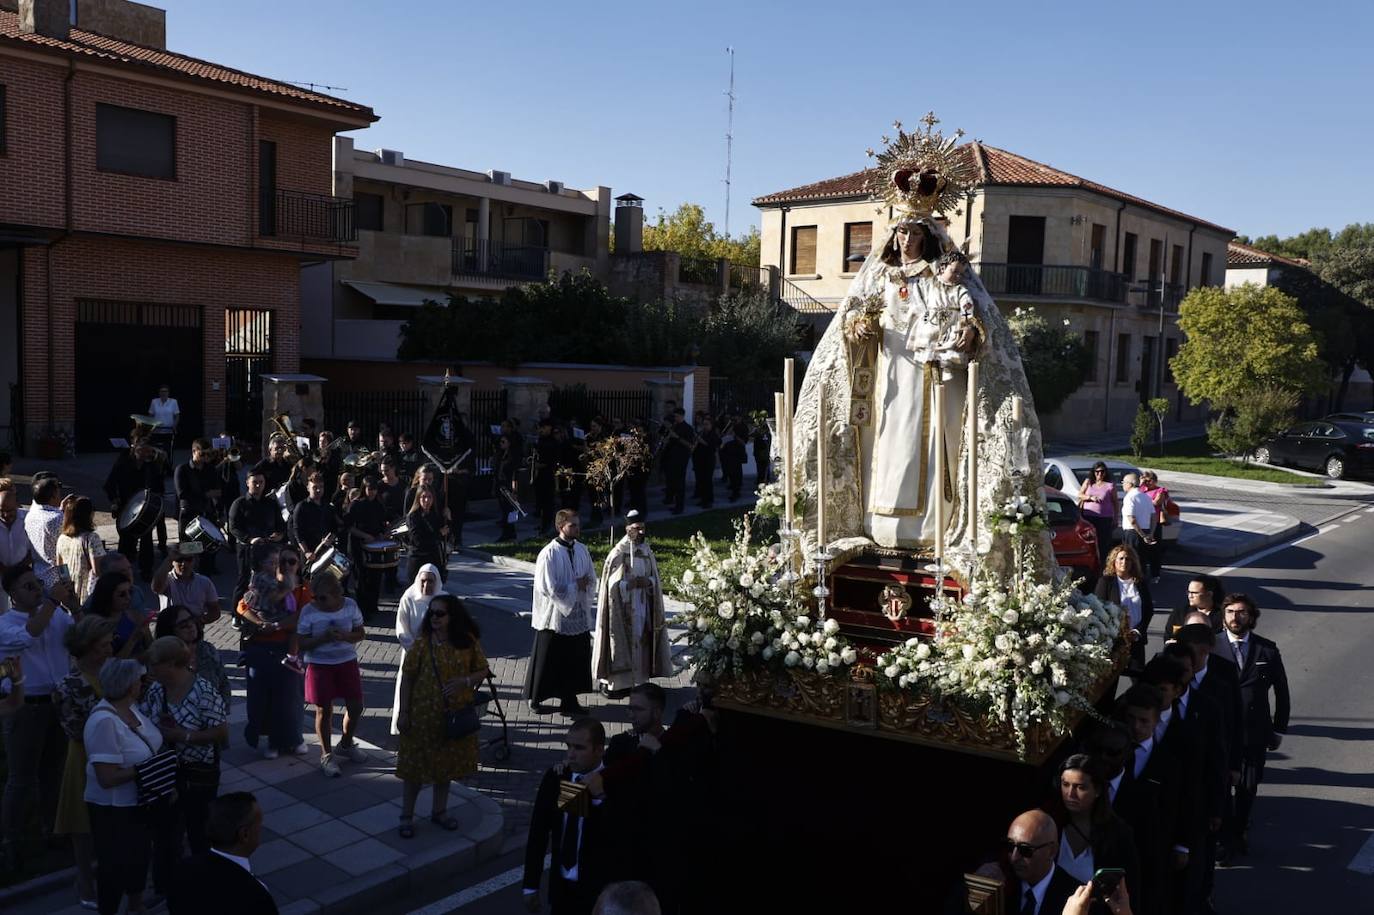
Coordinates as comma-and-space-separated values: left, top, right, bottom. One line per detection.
428, 640, 481, 741
106, 711, 178, 806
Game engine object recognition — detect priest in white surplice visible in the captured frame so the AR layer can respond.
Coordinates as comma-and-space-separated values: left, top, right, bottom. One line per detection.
592, 510, 672, 697
523, 509, 595, 716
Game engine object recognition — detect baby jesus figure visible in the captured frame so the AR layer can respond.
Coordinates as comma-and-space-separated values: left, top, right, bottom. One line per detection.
907, 250, 978, 381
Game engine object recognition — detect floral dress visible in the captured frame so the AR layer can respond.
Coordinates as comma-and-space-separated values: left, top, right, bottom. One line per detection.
54, 670, 103, 835
56, 531, 105, 602
396, 636, 487, 783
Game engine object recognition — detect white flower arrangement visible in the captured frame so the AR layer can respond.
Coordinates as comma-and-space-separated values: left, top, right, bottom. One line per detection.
678, 517, 853, 680
876, 537, 1123, 756
986, 494, 1048, 537
751, 480, 810, 521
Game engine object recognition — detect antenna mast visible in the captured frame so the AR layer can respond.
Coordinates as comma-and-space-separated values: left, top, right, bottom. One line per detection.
723, 47, 736, 238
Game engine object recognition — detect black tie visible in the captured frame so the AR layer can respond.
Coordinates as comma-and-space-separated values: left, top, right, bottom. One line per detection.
1021, 887, 1037, 915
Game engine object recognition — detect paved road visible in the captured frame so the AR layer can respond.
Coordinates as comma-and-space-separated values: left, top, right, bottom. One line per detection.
1156, 500, 1374, 911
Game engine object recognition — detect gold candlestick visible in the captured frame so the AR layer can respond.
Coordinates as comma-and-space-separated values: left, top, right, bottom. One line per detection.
967, 361, 979, 550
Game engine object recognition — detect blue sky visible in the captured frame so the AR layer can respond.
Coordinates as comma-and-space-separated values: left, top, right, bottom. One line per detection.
158, 0, 1371, 240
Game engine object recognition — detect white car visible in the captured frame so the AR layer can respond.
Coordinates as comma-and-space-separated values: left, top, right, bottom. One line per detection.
1042, 456, 1181, 543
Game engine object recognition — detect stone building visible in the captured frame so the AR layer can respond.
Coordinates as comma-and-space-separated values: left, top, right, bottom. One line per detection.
752, 142, 1235, 437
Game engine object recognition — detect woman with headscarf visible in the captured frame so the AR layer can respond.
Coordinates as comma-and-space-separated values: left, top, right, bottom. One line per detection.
391, 563, 445, 734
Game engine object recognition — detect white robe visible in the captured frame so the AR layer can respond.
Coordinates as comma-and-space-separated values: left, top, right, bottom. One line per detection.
532, 539, 595, 635
592, 537, 673, 691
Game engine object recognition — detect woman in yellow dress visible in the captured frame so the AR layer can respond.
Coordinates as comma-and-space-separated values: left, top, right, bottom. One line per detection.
53, 616, 115, 910
395, 594, 489, 838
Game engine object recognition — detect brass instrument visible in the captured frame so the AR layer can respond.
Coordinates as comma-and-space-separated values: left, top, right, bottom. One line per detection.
271, 413, 305, 462
342, 450, 376, 470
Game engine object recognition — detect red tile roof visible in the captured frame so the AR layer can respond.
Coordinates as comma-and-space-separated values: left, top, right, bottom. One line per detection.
0, 10, 375, 121
1227, 241, 1310, 270
753, 141, 1232, 235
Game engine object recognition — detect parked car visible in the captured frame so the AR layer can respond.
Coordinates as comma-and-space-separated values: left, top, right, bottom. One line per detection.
1041, 456, 1181, 544
1324, 411, 1374, 425
1044, 486, 1101, 590
1253, 420, 1374, 479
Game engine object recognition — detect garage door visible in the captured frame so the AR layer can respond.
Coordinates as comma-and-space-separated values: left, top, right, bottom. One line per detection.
75, 300, 203, 452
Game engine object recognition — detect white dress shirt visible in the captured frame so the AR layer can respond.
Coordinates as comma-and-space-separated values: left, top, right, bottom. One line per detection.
1107, 770, 1125, 804
0, 603, 76, 695
1132, 735, 1154, 779
149, 397, 180, 430
1117, 578, 1142, 629
210, 848, 253, 875
0, 511, 32, 613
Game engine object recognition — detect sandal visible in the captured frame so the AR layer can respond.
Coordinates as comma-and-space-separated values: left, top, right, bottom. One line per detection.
398, 815, 415, 839
429, 811, 460, 831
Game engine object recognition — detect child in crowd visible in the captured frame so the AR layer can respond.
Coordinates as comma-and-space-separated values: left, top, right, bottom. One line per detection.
295, 572, 368, 777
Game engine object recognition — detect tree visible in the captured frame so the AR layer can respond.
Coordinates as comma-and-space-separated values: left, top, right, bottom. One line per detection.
1006, 308, 1093, 416
640, 203, 761, 266
1171, 284, 1326, 409
697, 290, 804, 386
1206, 387, 1300, 460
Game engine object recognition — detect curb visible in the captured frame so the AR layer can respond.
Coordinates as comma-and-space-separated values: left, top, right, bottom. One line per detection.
1178, 518, 1306, 560
0, 865, 77, 910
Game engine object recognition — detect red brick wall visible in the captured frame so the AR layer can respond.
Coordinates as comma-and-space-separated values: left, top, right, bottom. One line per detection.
0, 54, 67, 228
259, 111, 333, 197
21, 236, 301, 440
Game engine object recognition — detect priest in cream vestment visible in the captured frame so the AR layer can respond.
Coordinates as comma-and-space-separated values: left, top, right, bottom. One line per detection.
592, 510, 673, 695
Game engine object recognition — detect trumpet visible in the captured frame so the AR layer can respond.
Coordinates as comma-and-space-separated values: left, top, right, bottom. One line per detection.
206, 446, 242, 467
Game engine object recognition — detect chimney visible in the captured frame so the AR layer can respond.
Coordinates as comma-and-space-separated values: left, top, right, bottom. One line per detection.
18, 0, 69, 39
615, 193, 644, 254
73, 0, 167, 50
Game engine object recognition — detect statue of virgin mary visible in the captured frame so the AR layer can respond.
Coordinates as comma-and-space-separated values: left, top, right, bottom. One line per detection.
788, 115, 1051, 578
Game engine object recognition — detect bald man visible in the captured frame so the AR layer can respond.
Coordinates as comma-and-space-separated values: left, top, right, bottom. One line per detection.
1005, 809, 1079, 915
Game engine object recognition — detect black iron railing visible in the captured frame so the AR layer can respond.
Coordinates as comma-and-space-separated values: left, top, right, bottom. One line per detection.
452, 238, 549, 281
728, 262, 770, 295
977, 263, 1129, 303
779, 277, 832, 314
548, 386, 655, 427
1131, 280, 1186, 311
677, 255, 719, 286
265, 189, 356, 242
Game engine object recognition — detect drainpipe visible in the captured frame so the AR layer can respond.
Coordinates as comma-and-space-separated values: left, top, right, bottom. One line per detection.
1111, 202, 1126, 271
778, 206, 789, 279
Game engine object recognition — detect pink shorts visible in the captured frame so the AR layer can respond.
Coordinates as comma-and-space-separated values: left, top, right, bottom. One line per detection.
304, 659, 363, 706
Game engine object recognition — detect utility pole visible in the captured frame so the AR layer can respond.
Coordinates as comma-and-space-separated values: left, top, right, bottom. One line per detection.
723, 47, 736, 238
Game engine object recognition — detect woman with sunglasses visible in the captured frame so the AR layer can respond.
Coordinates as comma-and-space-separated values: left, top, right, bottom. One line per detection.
394, 594, 488, 839
1077, 462, 1119, 564
87, 572, 153, 660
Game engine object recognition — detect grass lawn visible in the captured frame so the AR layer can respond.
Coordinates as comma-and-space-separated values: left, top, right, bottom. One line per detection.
474, 505, 771, 596
1093, 436, 1328, 486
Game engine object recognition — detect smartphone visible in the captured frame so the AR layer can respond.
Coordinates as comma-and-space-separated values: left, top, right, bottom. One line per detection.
1092, 867, 1125, 900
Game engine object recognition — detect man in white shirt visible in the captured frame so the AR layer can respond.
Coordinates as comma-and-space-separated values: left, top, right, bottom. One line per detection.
148, 384, 180, 459
0, 481, 31, 613
23, 475, 66, 580
525, 510, 596, 717
152, 545, 222, 623
0, 565, 76, 866
1120, 472, 1156, 571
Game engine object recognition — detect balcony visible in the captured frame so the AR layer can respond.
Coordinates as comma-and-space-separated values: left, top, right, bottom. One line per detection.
262, 189, 356, 243
977, 263, 1129, 304
1129, 280, 1186, 312
452, 238, 549, 281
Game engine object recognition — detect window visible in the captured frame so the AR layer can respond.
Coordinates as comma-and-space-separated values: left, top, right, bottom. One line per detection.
1084, 330, 1100, 382
354, 192, 384, 232
842, 222, 872, 272
406, 202, 452, 237
0, 84, 7, 156
1115, 333, 1131, 384
1199, 252, 1214, 287
1043, 463, 1064, 491
790, 225, 817, 275
1147, 238, 1163, 284
1122, 233, 1137, 278
1170, 244, 1184, 285
96, 103, 175, 179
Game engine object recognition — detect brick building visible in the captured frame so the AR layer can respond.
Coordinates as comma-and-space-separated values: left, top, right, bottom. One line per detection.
0, 0, 375, 453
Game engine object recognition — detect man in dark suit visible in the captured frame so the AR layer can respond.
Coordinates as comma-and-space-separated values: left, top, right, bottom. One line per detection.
1003, 809, 1079, 915
168, 791, 277, 914
604, 683, 666, 766
525, 718, 611, 915
1219, 593, 1290, 858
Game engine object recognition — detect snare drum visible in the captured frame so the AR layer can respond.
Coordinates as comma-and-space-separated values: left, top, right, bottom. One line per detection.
183, 516, 227, 553
308, 546, 352, 581
116, 489, 164, 540
362, 539, 401, 570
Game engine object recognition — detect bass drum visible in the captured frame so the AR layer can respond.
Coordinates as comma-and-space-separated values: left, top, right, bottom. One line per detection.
116, 489, 164, 541
362, 540, 401, 570
183, 516, 227, 553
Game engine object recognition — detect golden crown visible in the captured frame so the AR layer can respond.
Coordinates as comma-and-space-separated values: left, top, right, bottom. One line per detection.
864, 112, 975, 219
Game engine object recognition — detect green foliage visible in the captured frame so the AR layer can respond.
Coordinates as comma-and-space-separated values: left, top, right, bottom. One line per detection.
1006, 308, 1093, 416
1129, 405, 1154, 460
1172, 284, 1326, 409
1205, 387, 1300, 460
1238, 223, 1374, 261
397, 274, 799, 382
641, 203, 761, 266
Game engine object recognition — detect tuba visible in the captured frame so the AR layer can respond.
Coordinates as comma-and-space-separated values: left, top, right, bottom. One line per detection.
272, 413, 305, 462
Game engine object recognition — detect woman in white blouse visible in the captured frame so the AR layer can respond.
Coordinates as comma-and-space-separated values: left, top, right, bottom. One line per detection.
1094, 544, 1154, 670
83, 658, 163, 915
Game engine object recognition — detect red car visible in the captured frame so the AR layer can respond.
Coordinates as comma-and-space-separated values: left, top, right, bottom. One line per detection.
1044, 486, 1101, 590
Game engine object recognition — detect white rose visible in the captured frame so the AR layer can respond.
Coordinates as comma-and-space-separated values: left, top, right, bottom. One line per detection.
717, 601, 734, 619
796, 615, 811, 629
802, 655, 815, 670
962, 645, 977, 661
994, 635, 1010, 652
898, 673, 909, 688
823, 637, 838, 651
828, 652, 841, 668
1030, 659, 1044, 675
885, 664, 901, 679
681, 569, 696, 585
695, 617, 710, 631
784, 650, 801, 667
739, 573, 754, 588
1002, 609, 1019, 625
751, 583, 766, 599
816, 661, 830, 675
1008, 522, 1019, 535
824, 618, 840, 635
915, 643, 931, 661
905, 637, 921, 649
841, 647, 858, 665
750, 631, 765, 646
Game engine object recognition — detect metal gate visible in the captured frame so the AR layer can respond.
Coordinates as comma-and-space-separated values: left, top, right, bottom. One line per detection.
225, 309, 272, 446
75, 300, 203, 452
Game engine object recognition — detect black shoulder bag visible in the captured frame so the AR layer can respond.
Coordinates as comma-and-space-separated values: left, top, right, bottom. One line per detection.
429, 640, 482, 740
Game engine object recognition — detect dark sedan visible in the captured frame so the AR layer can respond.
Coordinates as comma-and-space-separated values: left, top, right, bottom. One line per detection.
1254, 420, 1374, 479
